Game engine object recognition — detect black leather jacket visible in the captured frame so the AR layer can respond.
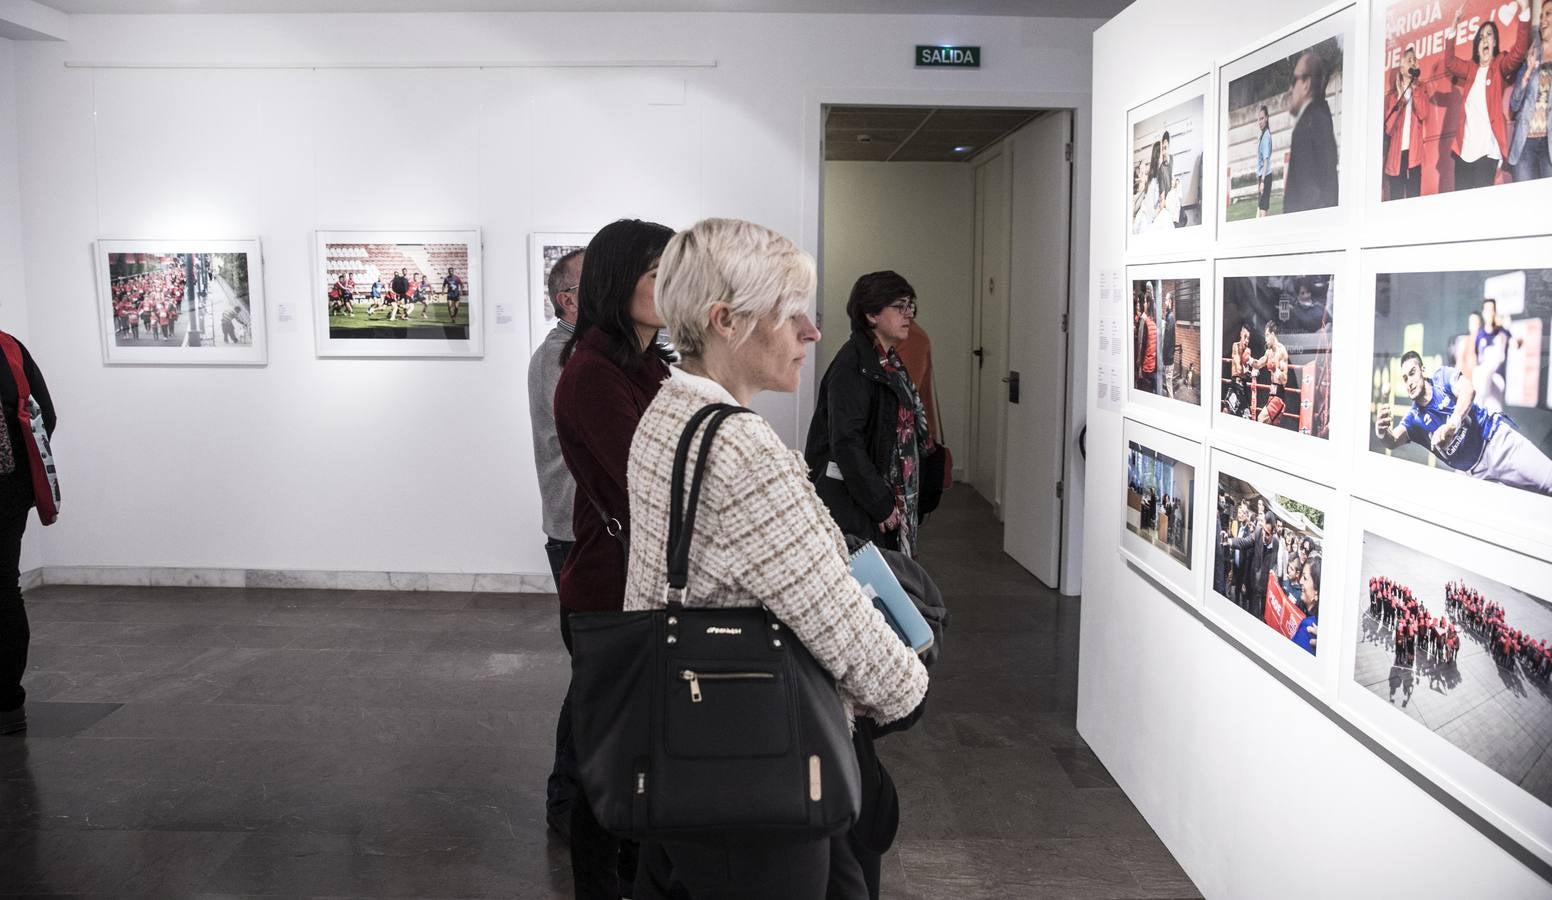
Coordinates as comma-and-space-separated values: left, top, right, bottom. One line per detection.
804, 329, 913, 544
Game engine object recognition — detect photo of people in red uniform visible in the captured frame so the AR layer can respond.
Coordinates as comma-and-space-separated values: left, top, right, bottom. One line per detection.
1379, 0, 1549, 200
106, 251, 252, 349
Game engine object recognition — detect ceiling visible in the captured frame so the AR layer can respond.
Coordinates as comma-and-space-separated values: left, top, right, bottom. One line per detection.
35, 0, 1129, 17
825, 105, 1044, 162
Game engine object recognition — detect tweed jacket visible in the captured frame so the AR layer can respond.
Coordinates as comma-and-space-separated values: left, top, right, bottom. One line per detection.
624, 370, 929, 726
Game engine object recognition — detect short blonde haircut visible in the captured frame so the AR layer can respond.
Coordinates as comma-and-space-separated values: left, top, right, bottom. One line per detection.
656, 218, 816, 358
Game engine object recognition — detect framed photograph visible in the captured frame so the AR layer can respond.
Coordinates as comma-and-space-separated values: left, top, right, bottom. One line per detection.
1213, 251, 1348, 472
94, 239, 266, 366
1203, 447, 1345, 694
1126, 261, 1210, 429
1218, 4, 1358, 244
1125, 74, 1214, 257
1338, 499, 1552, 869
1355, 236, 1552, 563
1120, 418, 1204, 603
313, 228, 482, 359
1366, 0, 1549, 237
529, 232, 592, 354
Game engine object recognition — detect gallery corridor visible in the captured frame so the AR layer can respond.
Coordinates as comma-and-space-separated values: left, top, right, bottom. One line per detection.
0, 490, 1197, 898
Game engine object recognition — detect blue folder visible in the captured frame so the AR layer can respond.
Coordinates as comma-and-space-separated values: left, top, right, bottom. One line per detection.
849, 541, 935, 656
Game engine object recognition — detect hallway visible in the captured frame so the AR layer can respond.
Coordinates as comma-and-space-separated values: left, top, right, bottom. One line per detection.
0, 489, 1197, 898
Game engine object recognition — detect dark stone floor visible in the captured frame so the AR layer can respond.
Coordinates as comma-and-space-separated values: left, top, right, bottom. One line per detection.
0, 490, 1198, 898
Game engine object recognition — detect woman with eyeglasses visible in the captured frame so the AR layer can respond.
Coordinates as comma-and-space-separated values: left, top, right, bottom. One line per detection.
804, 270, 934, 556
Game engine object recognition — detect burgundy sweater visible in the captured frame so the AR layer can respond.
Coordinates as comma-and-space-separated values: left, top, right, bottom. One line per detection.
554, 327, 670, 612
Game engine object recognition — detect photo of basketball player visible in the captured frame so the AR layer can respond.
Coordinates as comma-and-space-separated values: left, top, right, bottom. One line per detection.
1219, 272, 1335, 438
1212, 471, 1326, 656
1355, 529, 1552, 806
1222, 15, 1348, 221
1126, 440, 1194, 566
1130, 276, 1203, 408
1370, 265, 1552, 498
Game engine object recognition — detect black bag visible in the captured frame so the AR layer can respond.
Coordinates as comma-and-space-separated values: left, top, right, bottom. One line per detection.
568, 403, 861, 843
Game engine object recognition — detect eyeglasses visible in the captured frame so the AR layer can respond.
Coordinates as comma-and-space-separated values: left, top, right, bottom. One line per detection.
559, 284, 579, 294
887, 299, 917, 317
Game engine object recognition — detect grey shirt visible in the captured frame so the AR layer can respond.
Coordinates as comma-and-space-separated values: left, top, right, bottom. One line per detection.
528, 320, 576, 541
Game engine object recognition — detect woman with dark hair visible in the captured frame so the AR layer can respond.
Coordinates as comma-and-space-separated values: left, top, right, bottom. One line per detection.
1293, 555, 1321, 656
554, 217, 675, 900
804, 270, 933, 555
1444, 0, 1532, 191
0, 333, 54, 736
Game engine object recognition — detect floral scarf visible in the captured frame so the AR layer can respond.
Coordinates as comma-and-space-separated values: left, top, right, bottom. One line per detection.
876, 339, 934, 556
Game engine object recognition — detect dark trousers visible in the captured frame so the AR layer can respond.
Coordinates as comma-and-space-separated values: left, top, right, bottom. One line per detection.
636, 833, 863, 900
1453, 153, 1500, 192
545, 537, 577, 819
0, 491, 31, 712
1386, 151, 1422, 200
1513, 138, 1552, 183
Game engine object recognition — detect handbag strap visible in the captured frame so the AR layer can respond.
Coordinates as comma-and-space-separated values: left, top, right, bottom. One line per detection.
665, 402, 751, 602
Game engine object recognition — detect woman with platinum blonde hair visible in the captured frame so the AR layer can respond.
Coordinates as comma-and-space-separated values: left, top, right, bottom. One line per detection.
624, 218, 928, 898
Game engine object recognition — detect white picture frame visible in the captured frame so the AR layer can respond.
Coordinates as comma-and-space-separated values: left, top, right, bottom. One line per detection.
1125, 73, 1216, 260
1125, 259, 1212, 435
1352, 236, 1552, 564
93, 238, 267, 367
1336, 499, 1552, 871
312, 228, 482, 359
1361, 0, 1552, 249
1201, 446, 1347, 698
528, 232, 593, 355
1120, 417, 1206, 605
1211, 250, 1352, 480
1217, 2, 1361, 249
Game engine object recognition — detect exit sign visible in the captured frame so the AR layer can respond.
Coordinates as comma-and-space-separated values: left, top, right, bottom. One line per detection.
916, 45, 981, 68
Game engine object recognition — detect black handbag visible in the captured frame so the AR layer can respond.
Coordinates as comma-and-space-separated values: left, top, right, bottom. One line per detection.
568, 403, 862, 843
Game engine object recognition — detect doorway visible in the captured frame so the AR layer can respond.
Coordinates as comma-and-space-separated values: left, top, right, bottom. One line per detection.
817, 104, 1075, 588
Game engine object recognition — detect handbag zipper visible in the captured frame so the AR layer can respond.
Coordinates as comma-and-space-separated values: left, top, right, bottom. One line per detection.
679, 669, 775, 703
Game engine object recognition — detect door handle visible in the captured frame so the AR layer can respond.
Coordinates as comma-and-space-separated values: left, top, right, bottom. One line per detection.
1003, 371, 1020, 404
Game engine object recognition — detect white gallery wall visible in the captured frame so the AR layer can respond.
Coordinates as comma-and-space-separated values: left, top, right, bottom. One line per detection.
9, 11, 1097, 583
1084, 1, 1550, 896
821, 160, 975, 464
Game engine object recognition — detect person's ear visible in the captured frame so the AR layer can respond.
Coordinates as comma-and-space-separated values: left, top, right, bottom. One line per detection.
708, 302, 737, 339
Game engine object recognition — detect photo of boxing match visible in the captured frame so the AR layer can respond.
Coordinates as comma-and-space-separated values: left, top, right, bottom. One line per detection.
1212, 470, 1325, 656
1355, 530, 1552, 806
1369, 265, 1552, 499
1125, 440, 1195, 567
1219, 272, 1335, 438
1130, 276, 1203, 408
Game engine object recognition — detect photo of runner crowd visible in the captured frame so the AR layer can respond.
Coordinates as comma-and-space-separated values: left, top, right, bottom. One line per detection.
322, 242, 470, 340
1212, 471, 1323, 655
107, 251, 252, 349
1356, 531, 1552, 805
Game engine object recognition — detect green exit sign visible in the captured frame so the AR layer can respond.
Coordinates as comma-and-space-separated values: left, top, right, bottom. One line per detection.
916, 45, 981, 68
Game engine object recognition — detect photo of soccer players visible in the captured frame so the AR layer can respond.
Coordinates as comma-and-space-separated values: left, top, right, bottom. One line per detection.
95, 240, 267, 366
1219, 272, 1335, 439
1369, 265, 1552, 498
1378, 0, 1548, 202
1129, 91, 1207, 235
1126, 440, 1194, 566
528, 232, 592, 354
314, 229, 481, 358
1130, 276, 1203, 408
1355, 530, 1552, 806
1222, 13, 1348, 222
1212, 470, 1326, 656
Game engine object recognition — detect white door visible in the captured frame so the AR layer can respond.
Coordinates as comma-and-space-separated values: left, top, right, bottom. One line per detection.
1001, 111, 1073, 587
969, 153, 1010, 514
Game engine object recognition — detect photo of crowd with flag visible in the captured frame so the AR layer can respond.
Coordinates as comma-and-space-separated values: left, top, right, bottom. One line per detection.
1125, 440, 1194, 566
1212, 471, 1324, 656
1219, 272, 1335, 438
107, 251, 252, 348
1354, 530, 1552, 806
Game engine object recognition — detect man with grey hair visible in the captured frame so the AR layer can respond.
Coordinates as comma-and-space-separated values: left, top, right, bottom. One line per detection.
527, 246, 584, 838
1282, 49, 1339, 214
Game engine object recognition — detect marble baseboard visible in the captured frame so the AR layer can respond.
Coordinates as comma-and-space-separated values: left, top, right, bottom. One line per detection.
29, 566, 555, 594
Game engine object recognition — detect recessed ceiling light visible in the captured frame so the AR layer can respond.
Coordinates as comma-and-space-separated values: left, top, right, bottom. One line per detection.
953, 145, 974, 153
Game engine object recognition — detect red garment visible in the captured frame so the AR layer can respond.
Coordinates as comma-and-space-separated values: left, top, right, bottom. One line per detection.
1443, 20, 1531, 161
1141, 316, 1157, 375
1383, 73, 1434, 176
554, 327, 670, 612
